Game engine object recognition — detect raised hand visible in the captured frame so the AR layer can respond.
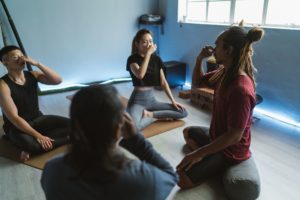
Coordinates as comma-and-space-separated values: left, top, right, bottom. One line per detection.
146, 44, 157, 55
197, 45, 214, 61
121, 112, 137, 139
20, 56, 40, 66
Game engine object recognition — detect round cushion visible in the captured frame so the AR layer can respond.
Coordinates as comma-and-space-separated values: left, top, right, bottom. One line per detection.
223, 156, 261, 200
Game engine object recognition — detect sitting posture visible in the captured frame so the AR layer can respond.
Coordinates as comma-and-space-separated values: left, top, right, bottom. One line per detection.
0, 45, 70, 161
126, 29, 187, 130
41, 85, 178, 200
177, 26, 264, 199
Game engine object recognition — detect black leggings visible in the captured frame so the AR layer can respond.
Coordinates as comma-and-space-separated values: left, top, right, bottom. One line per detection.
6, 115, 70, 154
184, 126, 233, 184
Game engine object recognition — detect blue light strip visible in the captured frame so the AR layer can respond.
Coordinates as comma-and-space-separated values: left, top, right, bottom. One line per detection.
100, 77, 132, 85
254, 108, 300, 128
39, 78, 132, 92
39, 83, 88, 91
184, 82, 300, 128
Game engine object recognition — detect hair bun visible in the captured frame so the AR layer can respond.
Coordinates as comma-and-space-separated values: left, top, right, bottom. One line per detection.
247, 27, 264, 42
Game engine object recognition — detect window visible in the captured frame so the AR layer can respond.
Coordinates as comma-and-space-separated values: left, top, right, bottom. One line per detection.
178, 0, 300, 29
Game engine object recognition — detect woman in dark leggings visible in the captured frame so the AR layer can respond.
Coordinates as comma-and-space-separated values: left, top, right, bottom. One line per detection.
177, 25, 264, 188
126, 29, 188, 130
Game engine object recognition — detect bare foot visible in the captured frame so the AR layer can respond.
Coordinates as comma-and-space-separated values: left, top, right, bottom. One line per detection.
142, 109, 153, 118
20, 151, 30, 162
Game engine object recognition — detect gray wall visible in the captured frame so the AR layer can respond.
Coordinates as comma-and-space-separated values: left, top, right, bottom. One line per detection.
158, 0, 300, 123
0, 0, 158, 90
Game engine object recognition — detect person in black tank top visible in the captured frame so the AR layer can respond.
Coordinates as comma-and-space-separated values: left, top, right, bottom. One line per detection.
0, 45, 70, 161
126, 29, 188, 130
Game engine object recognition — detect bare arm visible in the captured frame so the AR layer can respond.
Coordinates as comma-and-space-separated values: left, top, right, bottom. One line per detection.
177, 87, 252, 170
160, 69, 185, 111
177, 127, 243, 170
22, 56, 62, 85
0, 80, 54, 150
192, 46, 214, 88
160, 69, 175, 103
129, 44, 157, 79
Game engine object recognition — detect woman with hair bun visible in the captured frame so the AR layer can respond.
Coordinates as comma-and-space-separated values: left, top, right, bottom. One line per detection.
177, 26, 264, 189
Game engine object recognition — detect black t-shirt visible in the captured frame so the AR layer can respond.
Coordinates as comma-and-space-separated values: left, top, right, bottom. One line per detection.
126, 53, 166, 86
1, 71, 42, 132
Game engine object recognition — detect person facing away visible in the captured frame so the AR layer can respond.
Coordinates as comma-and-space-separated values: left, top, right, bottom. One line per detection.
41, 84, 178, 200
126, 29, 187, 130
0, 45, 70, 161
176, 26, 264, 189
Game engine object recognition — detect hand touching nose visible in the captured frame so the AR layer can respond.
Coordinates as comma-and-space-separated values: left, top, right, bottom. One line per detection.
147, 44, 157, 54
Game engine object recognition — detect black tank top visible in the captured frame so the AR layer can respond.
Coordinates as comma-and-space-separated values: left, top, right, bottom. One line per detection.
1, 71, 41, 132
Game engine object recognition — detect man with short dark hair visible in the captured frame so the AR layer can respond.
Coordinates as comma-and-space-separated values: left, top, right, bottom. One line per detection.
0, 45, 70, 161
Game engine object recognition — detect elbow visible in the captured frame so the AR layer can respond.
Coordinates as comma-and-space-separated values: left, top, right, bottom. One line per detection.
136, 75, 143, 80
232, 133, 243, 144
232, 136, 242, 144
136, 73, 145, 80
160, 80, 168, 89
53, 77, 62, 85
227, 129, 243, 144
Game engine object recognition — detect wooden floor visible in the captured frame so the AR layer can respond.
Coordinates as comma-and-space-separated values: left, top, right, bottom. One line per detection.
0, 82, 300, 200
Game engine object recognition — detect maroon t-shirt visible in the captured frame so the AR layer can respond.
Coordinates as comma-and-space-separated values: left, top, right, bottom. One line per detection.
207, 73, 256, 163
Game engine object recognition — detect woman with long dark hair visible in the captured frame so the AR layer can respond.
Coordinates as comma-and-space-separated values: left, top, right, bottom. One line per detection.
126, 29, 188, 130
41, 84, 178, 200
177, 25, 264, 192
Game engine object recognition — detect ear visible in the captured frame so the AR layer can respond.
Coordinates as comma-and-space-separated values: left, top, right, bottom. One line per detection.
225, 46, 233, 56
135, 41, 139, 48
114, 122, 123, 141
1, 58, 8, 66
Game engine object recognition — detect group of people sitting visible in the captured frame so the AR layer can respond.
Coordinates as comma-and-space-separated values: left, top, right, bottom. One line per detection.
0, 25, 264, 200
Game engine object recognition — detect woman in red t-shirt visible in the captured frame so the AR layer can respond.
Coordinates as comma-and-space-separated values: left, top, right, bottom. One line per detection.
177, 26, 264, 188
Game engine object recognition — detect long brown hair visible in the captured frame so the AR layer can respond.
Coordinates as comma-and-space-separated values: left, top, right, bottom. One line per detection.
66, 84, 127, 183
220, 26, 264, 90
131, 29, 153, 54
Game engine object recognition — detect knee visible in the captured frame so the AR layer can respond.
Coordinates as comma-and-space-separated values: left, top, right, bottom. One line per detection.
180, 109, 188, 118
183, 127, 191, 139
24, 142, 43, 154
177, 169, 195, 189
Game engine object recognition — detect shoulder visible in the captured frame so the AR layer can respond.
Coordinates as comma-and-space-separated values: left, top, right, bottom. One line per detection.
236, 76, 254, 91
127, 54, 141, 70
150, 54, 165, 70
151, 54, 163, 62
0, 78, 10, 93
26, 70, 39, 80
229, 76, 255, 98
127, 54, 140, 62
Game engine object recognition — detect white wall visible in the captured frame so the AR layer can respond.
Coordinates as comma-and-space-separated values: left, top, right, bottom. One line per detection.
0, 0, 158, 89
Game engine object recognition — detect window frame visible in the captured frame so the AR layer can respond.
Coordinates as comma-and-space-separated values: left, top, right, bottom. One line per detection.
178, 0, 300, 30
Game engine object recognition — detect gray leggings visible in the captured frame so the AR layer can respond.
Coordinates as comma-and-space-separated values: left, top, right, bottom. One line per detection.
184, 126, 233, 184
127, 89, 188, 130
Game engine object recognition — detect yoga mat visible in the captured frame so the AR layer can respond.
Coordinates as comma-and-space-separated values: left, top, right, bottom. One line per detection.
0, 95, 185, 170
0, 117, 69, 169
